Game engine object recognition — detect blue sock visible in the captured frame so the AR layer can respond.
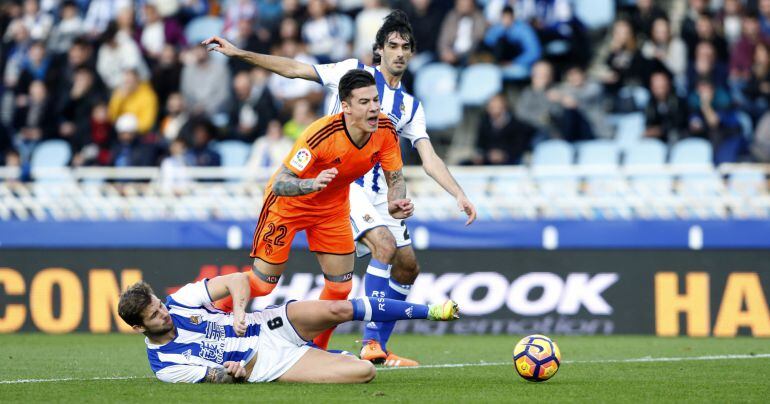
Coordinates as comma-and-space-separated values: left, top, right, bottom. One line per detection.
362, 258, 390, 343
377, 279, 411, 352
350, 297, 428, 322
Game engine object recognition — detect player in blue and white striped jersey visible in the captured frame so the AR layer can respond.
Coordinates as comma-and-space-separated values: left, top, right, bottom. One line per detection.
203, 10, 477, 366
118, 272, 459, 384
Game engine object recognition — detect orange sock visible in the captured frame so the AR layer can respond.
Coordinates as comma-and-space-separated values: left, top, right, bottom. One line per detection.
213, 271, 279, 312
312, 277, 352, 350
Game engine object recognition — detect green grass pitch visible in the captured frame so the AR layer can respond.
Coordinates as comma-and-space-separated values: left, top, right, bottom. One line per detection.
1, 334, 769, 403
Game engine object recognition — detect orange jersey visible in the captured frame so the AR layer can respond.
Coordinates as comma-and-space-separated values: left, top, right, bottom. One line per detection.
266, 112, 402, 215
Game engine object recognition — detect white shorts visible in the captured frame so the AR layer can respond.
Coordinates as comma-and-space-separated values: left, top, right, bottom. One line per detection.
248, 302, 311, 383
349, 183, 412, 258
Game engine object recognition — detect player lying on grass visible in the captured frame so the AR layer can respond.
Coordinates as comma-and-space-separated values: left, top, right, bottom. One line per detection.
117, 272, 459, 383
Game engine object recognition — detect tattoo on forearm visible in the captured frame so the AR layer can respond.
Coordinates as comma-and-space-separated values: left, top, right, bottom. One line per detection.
272, 166, 317, 196
385, 169, 406, 200
204, 367, 236, 384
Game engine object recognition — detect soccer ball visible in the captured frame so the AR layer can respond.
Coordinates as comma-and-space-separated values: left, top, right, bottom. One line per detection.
512, 334, 561, 382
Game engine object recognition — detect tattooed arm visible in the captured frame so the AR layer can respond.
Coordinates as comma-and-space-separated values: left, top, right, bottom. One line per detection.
384, 169, 413, 219
271, 165, 338, 196
203, 362, 249, 384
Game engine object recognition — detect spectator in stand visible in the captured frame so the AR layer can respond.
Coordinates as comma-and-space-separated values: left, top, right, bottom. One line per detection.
159, 92, 189, 142
110, 113, 159, 167
108, 68, 159, 134
115, 4, 138, 42
482, 5, 541, 80
685, 12, 729, 63
13, 80, 56, 138
644, 70, 688, 143
550, 65, 609, 141
227, 69, 277, 141
739, 42, 770, 122
3, 23, 32, 117
47, 1, 84, 55
267, 38, 323, 112
282, 98, 316, 140
751, 110, 770, 162
151, 44, 183, 112
54, 37, 97, 101
2, 149, 23, 183
13, 126, 43, 168
515, 60, 561, 139
245, 119, 293, 179
187, 118, 220, 167
642, 17, 687, 82
228, 17, 271, 74
354, 0, 390, 60
730, 12, 769, 83
680, 0, 710, 51
96, 21, 149, 90
301, 0, 353, 63
222, 0, 258, 42
470, 93, 534, 165
178, 0, 209, 26
160, 138, 193, 189
58, 67, 107, 152
688, 41, 729, 94
518, 0, 589, 67
83, 0, 131, 37
760, 0, 770, 36
17, 0, 53, 41
407, 0, 449, 66
629, 0, 667, 40
72, 101, 112, 166
717, 0, 744, 47
16, 40, 58, 95
137, 2, 187, 63
687, 79, 741, 162
438, 0, 486, 66
180, 44, 231, 118
601, 19, 648, 99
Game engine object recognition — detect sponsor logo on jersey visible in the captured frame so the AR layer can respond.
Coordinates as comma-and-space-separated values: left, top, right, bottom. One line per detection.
290, 148, 312, 171
332, 157, 342, 164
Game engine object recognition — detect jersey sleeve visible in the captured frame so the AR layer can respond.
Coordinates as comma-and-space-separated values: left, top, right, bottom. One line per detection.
400, 101, 430, 147
313, 58, 360, 88
155, 364, 208, 383
282, 135, 319, 177
379, 125, 403, 172
168, 280, 213, 308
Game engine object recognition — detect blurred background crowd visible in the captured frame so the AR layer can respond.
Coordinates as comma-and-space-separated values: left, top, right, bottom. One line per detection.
1, 0, 769, 181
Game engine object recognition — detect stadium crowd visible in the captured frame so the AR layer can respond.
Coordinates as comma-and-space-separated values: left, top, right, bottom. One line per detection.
1, 0, 770, 181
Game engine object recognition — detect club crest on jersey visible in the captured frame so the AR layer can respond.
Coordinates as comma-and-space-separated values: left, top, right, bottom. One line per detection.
189, 315, 201, 325
290, 148, 311, 171
363, 214, 374, 223
370, 151, 380, 164
400, 102, 406, 114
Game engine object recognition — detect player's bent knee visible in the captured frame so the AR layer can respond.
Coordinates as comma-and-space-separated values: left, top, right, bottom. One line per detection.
326, 300, 353, 322
367, 229, 397, 263
355, 360, 376, 383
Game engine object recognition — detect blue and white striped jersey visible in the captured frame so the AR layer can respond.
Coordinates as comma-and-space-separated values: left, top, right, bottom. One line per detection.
145, 280, 261, 383
314, 59, 429, 200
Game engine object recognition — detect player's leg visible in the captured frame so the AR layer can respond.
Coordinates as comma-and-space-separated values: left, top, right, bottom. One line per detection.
278, 346, 376, 383
311, 252, 354, 349
377, 244, 420, 350
213, 198, 297, 311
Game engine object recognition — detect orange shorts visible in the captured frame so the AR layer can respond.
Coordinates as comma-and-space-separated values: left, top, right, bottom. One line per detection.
250, 193, 355, 264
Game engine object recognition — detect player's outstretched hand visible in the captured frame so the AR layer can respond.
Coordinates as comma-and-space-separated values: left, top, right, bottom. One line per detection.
457, 195, 477, 225
201, 36, 240, 57
388, 198, 414, 219
313, 168, 338, 191
223, 361, 248, 381
233, 311, 247, 337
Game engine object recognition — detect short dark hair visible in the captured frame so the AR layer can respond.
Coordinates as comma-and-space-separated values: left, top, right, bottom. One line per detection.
339, 69, 376, 102
118, 281, 155, 327
373, 10, 415, 65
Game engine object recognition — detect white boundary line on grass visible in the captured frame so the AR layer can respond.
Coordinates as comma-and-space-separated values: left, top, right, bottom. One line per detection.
2, 353, 769, 384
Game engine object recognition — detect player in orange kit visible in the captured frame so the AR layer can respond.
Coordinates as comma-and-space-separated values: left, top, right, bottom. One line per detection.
215, 69, 412, 350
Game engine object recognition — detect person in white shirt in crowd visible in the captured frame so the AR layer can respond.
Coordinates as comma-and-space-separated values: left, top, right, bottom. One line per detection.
47, 0, 84, 54
245, 119, 293, 181
180, 44, 232, 118
96, 21, 150, 90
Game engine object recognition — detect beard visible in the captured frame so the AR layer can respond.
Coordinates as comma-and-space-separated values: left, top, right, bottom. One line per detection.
144, 323, 175, 338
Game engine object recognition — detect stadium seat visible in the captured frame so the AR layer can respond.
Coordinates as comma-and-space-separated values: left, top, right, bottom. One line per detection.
414, 63, 457, 101
577, 140, 619, 166
728, 168, 767, 197
423, 95, 462, 130
669, 138, 713, 165
31, 139, 71, 168
531, 139, 574, 166
623, 138, 667, 166
573, 0, 616, 30
614, 112, 646, 151
214, 140, 251, 168
184, 16, 224, 44
458, 64, 502, 107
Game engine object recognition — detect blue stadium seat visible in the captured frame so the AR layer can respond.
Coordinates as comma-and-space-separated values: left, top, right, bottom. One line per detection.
214, 140, 251, 167
423, 96, 462, 130
531, 139, 574, 166
669, 138, 713, 165
573, 0, 616, 30
623, 138, 667, 166
31, 139, 71, 168
414, 63, 457, 101
614, 112, 646, 151
458, 63, 502, 107
728, 168, 767, 197
185, 16, 224, 44
577, 139, 619, 166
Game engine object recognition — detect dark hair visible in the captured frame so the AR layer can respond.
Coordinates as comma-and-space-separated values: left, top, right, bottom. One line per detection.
339, 69, 376, 102
118, 281, 155, 327
372, 9, 415, 65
